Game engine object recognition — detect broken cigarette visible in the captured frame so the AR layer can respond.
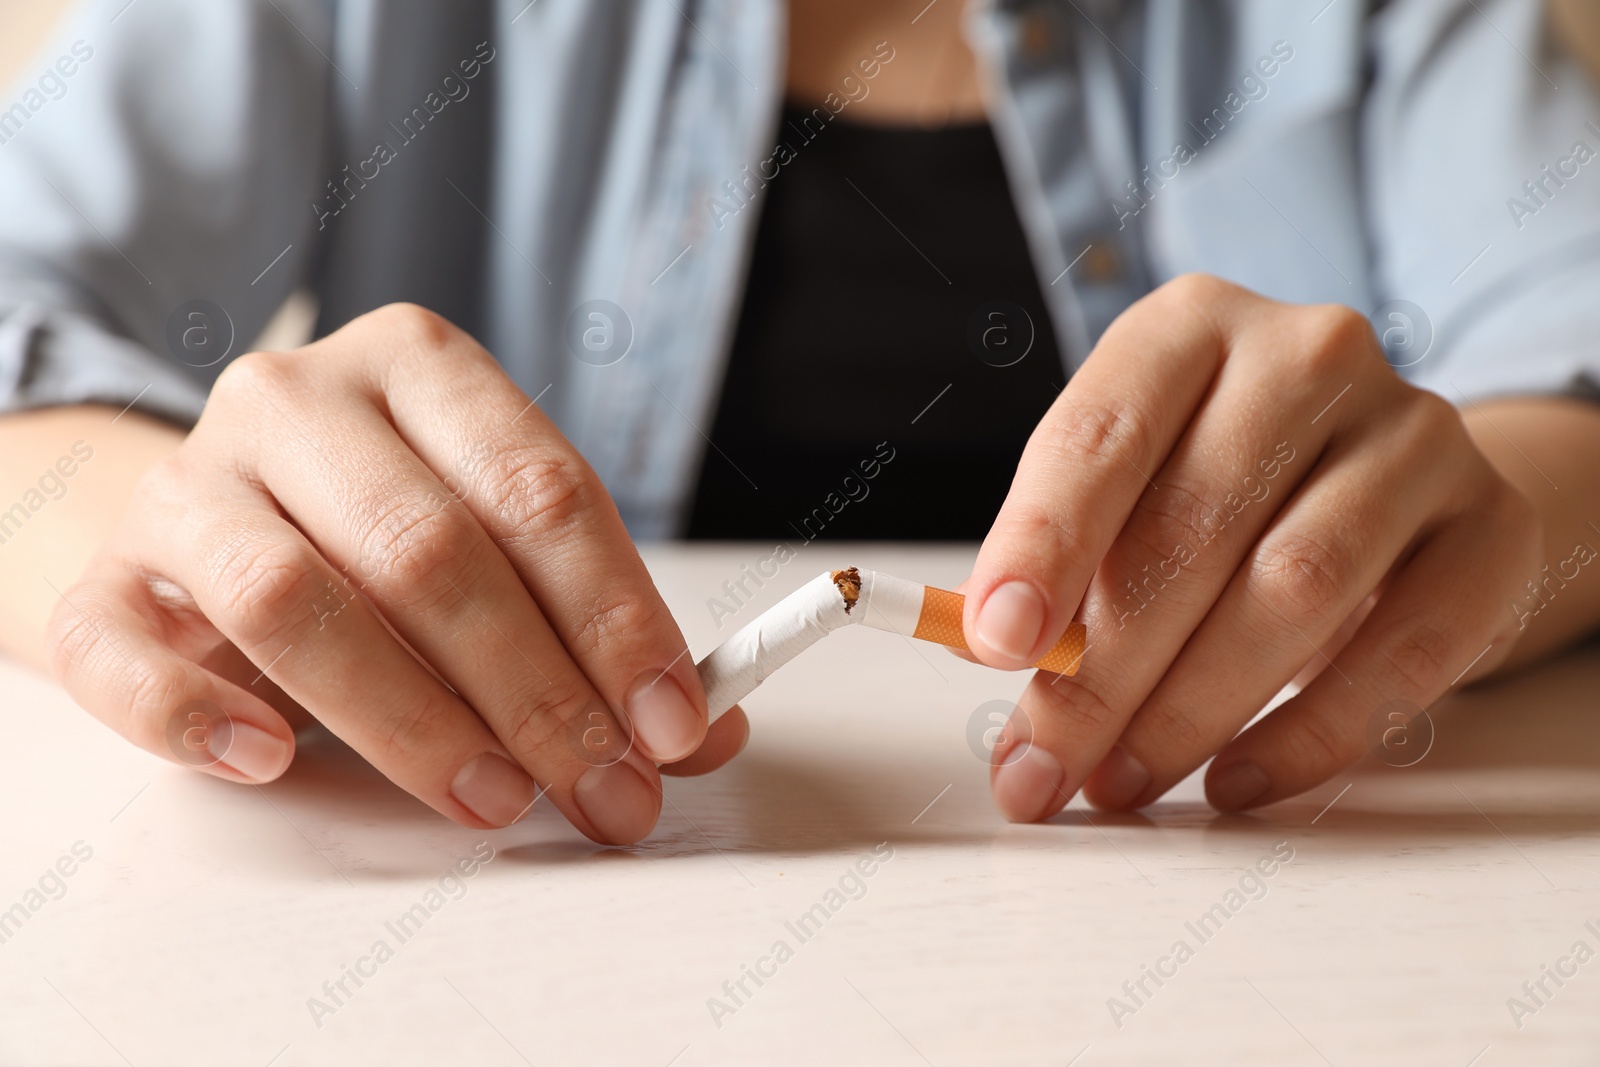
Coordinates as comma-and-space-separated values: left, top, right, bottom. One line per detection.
695, 567, 1087, 721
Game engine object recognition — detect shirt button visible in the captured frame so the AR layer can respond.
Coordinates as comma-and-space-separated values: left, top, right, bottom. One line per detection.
1079, 240, 1122, 283
1019, 10, 1055, 59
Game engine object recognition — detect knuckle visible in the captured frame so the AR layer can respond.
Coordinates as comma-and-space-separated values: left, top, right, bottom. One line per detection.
46, 596, 189, 751
1035, 395, 1148, 469
212, 539, 320, 648
1163, 272, 1235, 305
989, 500, 1091, 577
1284, 708, 1351, 772
45, 592, 116, 686
1124, 479, 1229, 569
1412, 388, 1463, 433
1298, 304, 1376, 375
1379, 616, 1457, 686
570, 593, 667, 663
1035, 676, 1121, 739
211, 349, 300, 407
1394, 389, 1464, 451
122, 666, 190, 751
484, 447, 595, 548
993, 496, 1067, 546
1248, 531, 1353, 632
135, 454, 189, 508
1136, 701, 1207, 755
366, 302, 460, 350
362, 498, 483, 593
503, 678, 592, 758
1135, 273, 1244, 339
371, 693, 456, 762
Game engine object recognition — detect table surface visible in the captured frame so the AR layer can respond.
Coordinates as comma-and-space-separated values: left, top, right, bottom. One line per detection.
1, 544, 1598, 1066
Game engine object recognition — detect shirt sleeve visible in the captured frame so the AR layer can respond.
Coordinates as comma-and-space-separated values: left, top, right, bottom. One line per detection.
0, 0, 335, 424
1363, 0, 1600, 404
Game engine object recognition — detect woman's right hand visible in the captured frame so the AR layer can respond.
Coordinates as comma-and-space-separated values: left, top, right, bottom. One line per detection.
48, 303, 747, 845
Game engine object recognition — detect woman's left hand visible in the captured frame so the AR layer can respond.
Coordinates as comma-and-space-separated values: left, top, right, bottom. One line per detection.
961, 273, 1543, 819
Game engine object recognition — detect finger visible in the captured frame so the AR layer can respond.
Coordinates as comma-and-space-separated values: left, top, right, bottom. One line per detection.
199, 342, 669, 842
119, 546, 314, 731
1285, 587, 1380, 692
964, 275, 1238, 669
942, 579, 981, 663
1084, 419, 1462, 811
659, 706, 750, 778
1205, 495, 1535, 811
195, 639, 314, 731
998, 339, 1345, 816
131, 482, 560, 834
47, 561, 296, 784
333, 306, 709, 763
216, 376, 663, 842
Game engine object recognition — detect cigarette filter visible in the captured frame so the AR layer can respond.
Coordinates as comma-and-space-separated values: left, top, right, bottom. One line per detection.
696, 567, 1086, 721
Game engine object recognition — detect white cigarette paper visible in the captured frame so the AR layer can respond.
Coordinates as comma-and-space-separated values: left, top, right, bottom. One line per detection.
695, 568, 1087, 722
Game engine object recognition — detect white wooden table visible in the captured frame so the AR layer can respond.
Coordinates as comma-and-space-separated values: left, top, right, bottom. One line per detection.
1, 545, 1597, 1065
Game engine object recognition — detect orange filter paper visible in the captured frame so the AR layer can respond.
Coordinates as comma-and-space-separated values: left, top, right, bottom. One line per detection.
913, 586, 1087, 675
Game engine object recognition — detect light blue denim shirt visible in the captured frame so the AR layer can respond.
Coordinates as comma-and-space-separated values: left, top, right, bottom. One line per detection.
1, 0, 1598, 536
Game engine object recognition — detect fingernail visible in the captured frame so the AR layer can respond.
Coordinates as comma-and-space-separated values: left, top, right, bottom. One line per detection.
211, 720, 292, 782
574, 761, 660, 844
626, 670, 703, 763
976, 581, 1047, 663
450, 753, 538, 828
992, 743, 1065, 822
1210, 759, 1271, 811
1096, 745, 1151, 808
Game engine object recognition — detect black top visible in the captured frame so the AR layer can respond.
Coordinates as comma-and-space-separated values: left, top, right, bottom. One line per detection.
684, 104, 1065, 541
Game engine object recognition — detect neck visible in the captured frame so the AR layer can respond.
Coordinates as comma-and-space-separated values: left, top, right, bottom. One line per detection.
785, 0, 986, 128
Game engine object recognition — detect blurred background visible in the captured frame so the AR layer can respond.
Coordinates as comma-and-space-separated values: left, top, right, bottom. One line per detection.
1552, 0, 1600, 75
0, 0, 318, 351
0, 1, 75, 81
4, 0, 1596, 358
